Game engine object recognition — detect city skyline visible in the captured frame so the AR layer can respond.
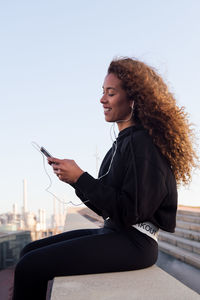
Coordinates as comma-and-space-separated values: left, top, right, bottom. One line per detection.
0, 178, 67, 232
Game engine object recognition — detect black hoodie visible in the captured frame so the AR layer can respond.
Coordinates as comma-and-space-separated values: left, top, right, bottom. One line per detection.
73, 125, 177, 233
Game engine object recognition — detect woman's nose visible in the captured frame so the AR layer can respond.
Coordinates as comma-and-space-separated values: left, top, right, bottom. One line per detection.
100, 94, 107, 104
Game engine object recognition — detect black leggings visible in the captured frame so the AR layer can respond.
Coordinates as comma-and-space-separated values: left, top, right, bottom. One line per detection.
13, 225, 158, 300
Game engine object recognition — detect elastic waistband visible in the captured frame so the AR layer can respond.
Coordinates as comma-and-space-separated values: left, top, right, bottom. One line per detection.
104, 218, 159, 242
132, 222, 159, 242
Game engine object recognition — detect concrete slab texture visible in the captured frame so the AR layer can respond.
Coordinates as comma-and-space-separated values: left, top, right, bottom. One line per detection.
51, 266, 200, 300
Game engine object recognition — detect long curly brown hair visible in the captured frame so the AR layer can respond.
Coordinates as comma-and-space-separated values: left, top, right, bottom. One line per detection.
108, 57, 199, 185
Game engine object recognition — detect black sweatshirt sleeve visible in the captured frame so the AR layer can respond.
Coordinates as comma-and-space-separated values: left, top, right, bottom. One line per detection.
74, 139, 168, 227
74, 186, 103, 217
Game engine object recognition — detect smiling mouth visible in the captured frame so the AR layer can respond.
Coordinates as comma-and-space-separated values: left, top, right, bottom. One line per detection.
104, 108, 112, 112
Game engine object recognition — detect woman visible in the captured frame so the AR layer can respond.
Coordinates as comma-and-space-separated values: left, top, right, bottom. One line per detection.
12, 58, 198, 299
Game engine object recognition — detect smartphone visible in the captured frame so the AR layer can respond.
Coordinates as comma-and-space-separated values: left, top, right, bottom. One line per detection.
40, 147, 52, 158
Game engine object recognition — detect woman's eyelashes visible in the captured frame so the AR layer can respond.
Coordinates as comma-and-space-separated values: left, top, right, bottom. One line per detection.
102, 91, 115, 97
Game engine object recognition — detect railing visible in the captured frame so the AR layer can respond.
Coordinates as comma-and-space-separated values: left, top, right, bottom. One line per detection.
0, 231, 31, 270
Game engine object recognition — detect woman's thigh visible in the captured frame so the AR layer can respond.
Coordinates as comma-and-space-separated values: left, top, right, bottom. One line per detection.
19, 228, 157, 280
20, 227, 100, 257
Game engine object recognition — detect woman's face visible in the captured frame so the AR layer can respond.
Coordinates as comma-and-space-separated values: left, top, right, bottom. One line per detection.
100, 73, 134, 131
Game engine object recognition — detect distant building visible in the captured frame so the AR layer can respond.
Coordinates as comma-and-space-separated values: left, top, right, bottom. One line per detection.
51, 197, 66, 230
38, 209, 46, 231
0, 179, 48, 233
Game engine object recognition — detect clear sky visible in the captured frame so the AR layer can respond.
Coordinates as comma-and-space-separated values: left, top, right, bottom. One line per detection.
0, 0, 200, 218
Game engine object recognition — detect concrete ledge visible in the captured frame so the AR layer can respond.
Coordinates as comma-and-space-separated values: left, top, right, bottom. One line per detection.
64, 211, 99, 231
51, 265, 199, 300
50, 211, 199, 299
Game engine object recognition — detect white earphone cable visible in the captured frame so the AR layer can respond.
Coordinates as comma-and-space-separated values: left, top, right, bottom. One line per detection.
31, 142, 89, 206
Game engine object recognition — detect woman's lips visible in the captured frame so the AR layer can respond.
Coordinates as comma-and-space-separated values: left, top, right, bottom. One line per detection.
104, 107, 112, 114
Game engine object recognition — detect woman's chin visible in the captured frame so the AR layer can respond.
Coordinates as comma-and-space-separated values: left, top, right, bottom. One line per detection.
105, 117, 114, 123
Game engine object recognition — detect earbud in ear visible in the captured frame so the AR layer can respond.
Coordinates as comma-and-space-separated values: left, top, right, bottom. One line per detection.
130, 101, 134, 109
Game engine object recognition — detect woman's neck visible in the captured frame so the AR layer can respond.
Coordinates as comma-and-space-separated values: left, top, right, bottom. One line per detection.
117, 120, 135, 131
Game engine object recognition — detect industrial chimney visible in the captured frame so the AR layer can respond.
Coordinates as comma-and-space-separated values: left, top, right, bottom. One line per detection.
23, 179, 27, 214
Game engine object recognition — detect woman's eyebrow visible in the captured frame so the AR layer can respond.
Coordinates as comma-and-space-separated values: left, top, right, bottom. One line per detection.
102, 86, 117, 91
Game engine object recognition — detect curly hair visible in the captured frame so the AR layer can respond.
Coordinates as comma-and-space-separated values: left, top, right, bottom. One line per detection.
108, 57, 199, 185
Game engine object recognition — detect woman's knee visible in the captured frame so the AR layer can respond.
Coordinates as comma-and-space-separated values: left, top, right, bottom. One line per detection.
20, 239, 39, 258
20, 242, 32, 258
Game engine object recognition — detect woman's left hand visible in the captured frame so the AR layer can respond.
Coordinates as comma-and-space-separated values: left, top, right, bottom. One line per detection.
47, 157, 84, 184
